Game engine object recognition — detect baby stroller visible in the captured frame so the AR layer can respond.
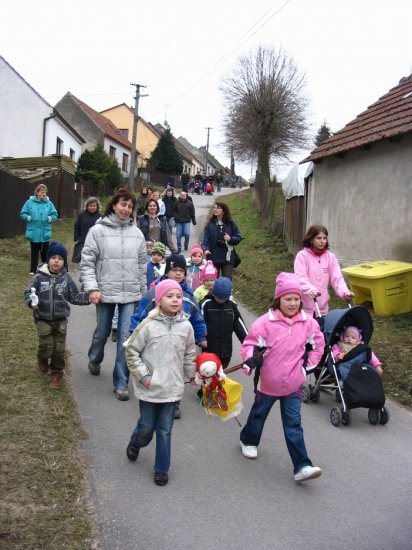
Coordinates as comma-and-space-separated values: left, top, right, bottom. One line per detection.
193, 180, 201, 195
303, 304, 389, 427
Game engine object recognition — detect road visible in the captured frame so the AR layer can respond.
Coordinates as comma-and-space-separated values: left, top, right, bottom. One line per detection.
67, 187, 412, 550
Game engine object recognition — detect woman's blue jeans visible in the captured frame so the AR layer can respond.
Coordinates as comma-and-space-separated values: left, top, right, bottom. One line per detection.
88, 302, 136, 390
240, 390, 313, 474
131, 400, 177, 474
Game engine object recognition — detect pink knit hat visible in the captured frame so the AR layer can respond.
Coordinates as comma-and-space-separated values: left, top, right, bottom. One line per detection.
341, 326, 362, 343
155, 280, 183, 304
190, 244, 204, 257
274, 272, 302, 298
200, 260, 218, 281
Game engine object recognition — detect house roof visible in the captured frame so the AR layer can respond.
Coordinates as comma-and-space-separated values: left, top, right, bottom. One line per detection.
303, 74, 412, 163
154, 124, 194, 163
68, 94, 133, 150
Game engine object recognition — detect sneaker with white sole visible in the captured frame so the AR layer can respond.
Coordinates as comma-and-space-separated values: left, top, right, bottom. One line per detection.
114, 388, 129, 401
294, 465, 322, 482
240, 441, 258, 459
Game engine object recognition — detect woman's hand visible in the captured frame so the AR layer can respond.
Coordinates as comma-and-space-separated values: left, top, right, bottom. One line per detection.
223, 233, 231, 241
204, 250, 211, 256
89, 291, 101, 304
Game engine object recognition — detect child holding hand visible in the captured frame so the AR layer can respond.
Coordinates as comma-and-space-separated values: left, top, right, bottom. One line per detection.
24, 242, 90, 389
240, 272, 324, 483
125, 280, 196, 486
194, 260, 218, 303
186, 244, 206, 290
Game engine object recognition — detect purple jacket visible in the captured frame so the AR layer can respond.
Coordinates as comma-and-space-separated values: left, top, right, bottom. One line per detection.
241, 309, 324, 397
294, 248, 351, 316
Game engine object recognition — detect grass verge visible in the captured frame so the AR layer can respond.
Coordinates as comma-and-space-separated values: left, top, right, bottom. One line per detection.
225, 189, 412, 408
0, 218, 96, 549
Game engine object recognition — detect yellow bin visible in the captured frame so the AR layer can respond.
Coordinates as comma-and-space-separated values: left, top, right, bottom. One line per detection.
342, 261, 412, 316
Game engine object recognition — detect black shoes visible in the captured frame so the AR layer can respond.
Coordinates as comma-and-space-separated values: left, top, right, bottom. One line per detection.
154, 472, 168, 486
126, 441, 140, 461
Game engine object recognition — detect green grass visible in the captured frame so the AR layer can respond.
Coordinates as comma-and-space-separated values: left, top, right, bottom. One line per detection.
225, 189, 412, 408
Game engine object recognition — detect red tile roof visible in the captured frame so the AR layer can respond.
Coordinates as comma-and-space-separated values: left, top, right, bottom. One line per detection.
73, 96, 133, 150
303, 75, 412, 162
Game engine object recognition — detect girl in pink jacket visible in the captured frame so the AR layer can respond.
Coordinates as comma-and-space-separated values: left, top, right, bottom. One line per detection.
294, 225, 354, 317
239, 272, 324, 483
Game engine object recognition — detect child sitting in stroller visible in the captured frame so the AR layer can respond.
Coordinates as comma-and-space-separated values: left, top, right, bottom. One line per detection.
332, 326, 383, 376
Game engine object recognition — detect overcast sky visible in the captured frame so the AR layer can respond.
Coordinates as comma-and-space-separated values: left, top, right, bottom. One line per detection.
1, 0, 411, 179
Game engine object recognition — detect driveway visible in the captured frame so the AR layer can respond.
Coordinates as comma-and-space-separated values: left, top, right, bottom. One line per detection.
67, 187, 412, 550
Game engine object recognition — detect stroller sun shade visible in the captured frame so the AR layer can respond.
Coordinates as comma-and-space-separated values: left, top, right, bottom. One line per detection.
322, 306, 373, 346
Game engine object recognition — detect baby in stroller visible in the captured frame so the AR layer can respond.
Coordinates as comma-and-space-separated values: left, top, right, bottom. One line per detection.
332, 326, 383, 376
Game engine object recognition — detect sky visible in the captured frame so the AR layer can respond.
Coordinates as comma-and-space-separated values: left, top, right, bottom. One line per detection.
1, 0, 411, 180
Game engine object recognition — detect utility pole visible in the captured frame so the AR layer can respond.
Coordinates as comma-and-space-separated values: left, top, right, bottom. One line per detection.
129, 82, 148, 191
204, 127, 212, 176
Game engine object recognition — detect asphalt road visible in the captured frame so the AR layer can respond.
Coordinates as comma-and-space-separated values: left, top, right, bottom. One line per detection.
67, 187, 412, 550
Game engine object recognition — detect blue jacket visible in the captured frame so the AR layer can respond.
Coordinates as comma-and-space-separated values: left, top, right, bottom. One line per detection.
20, 196, 58, 243
201, 219, 241, 266
130, 278, 207, 344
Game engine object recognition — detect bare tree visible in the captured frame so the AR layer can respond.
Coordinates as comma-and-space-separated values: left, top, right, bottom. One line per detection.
220, 46, 310, 180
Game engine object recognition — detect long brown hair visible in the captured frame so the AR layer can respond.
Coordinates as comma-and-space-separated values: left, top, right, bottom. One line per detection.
302, 225, 329, 249
208, 202, 232, 224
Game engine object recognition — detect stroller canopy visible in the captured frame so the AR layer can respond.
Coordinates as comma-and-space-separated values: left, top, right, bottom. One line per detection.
322, 306, 373, 346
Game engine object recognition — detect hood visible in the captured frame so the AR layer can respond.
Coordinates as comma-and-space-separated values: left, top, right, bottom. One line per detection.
38, 263, 67, 277
30, 195, 50, 203
96, 213, 133, 229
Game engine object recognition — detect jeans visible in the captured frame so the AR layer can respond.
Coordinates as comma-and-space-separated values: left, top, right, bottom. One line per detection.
36, 318, 67, 372
30, 241, 49, 272
131, 400, 177, 474
240, 390, 313, 474
166, 216, 175, 234
175, 222, 191, 250
88, 302, 136, 390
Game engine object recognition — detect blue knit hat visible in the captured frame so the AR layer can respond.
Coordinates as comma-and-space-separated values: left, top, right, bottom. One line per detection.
47, 241, 68, 269
213, 277, 232, 300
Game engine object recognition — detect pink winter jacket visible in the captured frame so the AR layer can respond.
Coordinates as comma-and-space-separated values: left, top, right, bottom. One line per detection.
240, 309, 324, 397
294, 248, 351, 317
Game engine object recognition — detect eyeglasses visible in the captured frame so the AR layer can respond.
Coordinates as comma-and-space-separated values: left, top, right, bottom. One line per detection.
169, 268, 185, 274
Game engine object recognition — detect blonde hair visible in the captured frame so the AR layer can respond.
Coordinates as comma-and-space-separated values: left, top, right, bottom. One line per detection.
34, 184, 48, 194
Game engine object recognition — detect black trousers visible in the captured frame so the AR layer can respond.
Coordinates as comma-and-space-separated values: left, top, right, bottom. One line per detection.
30, 241, 49, 273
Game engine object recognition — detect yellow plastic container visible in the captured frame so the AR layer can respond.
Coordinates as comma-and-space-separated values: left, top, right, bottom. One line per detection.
342, 261, 412, 316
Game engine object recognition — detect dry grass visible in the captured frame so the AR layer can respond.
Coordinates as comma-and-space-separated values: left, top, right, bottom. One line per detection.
0, 218, 96, 549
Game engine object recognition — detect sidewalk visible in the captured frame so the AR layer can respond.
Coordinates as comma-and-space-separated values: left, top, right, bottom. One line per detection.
67, 188, 412, 550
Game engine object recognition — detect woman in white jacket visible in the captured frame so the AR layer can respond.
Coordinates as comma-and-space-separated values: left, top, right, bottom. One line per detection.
80, 191, 147, 401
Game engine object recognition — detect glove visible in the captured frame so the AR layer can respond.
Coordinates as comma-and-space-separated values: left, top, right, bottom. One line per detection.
47, 216, 52, 223
27, 215, 32, 222
253, 345, 267, 358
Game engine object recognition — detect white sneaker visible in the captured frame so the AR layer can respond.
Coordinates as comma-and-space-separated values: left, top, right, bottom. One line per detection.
294, 465, 322, 482
240, 441, 258, 459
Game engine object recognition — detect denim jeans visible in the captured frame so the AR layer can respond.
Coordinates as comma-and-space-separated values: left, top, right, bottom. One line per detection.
131, 400, 177, 474
166, 216, 175, 234
88, 302, 136, 390
175, 222, 191, 250
240, 390, 313, 474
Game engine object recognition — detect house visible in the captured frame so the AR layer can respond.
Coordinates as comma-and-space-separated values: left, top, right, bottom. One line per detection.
55, 93, 133, 178
100, 104, 161, 168
197, 146, 225, 176
177, 137, 204, 175
301, 75, 412, 264
0, 56, 85, 160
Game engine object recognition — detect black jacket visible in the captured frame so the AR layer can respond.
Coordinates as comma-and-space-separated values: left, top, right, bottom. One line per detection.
163, 195, 177, 218
201, 220, 241, 266
200, 295, 248, 359
173, 198, 196, 224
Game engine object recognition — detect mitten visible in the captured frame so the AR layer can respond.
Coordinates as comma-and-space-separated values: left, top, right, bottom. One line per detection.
27, 215, 32, 222
47, 216, 52, 223
30, 287, 39, 307
241, 355, 263, 376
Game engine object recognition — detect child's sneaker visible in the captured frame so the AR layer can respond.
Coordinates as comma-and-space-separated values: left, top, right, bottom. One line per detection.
88, 362, 101, 376
240, 441, 258, 459
294, 465, 322, 482
154, 472, 168, 486
49, 371, 64, 390
126, 441, 140, 461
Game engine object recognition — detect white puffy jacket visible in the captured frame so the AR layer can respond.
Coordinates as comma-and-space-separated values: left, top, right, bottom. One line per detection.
80, 214, 147, 303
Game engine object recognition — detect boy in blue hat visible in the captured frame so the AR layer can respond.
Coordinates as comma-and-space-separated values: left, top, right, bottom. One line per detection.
24, 242, 90, 389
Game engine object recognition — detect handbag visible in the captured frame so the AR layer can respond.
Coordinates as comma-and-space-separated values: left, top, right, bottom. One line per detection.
233, 248, 241, 268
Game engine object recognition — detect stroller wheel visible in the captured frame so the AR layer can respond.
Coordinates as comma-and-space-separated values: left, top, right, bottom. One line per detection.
341, 410, 351, 426
310, 388, 320, 403
335, 388, 343, 403
302, 386, 310, 404
379, 407, 390, 425
368, 409, 379, 425
330, 408, 341, 427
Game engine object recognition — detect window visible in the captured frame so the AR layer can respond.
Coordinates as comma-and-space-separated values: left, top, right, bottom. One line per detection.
122, 153, 129, 172
109, 146, 116, 159
69, 148, 75, 160
119, 129, 129, 138
56, 137, 63, 154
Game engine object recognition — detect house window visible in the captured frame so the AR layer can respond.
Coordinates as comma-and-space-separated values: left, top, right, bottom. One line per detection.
122, 153, 129, 172
56, 137, 63, 154
119, 129, 129, 138
69, 148, 75, 160
109, 146, 116, 159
